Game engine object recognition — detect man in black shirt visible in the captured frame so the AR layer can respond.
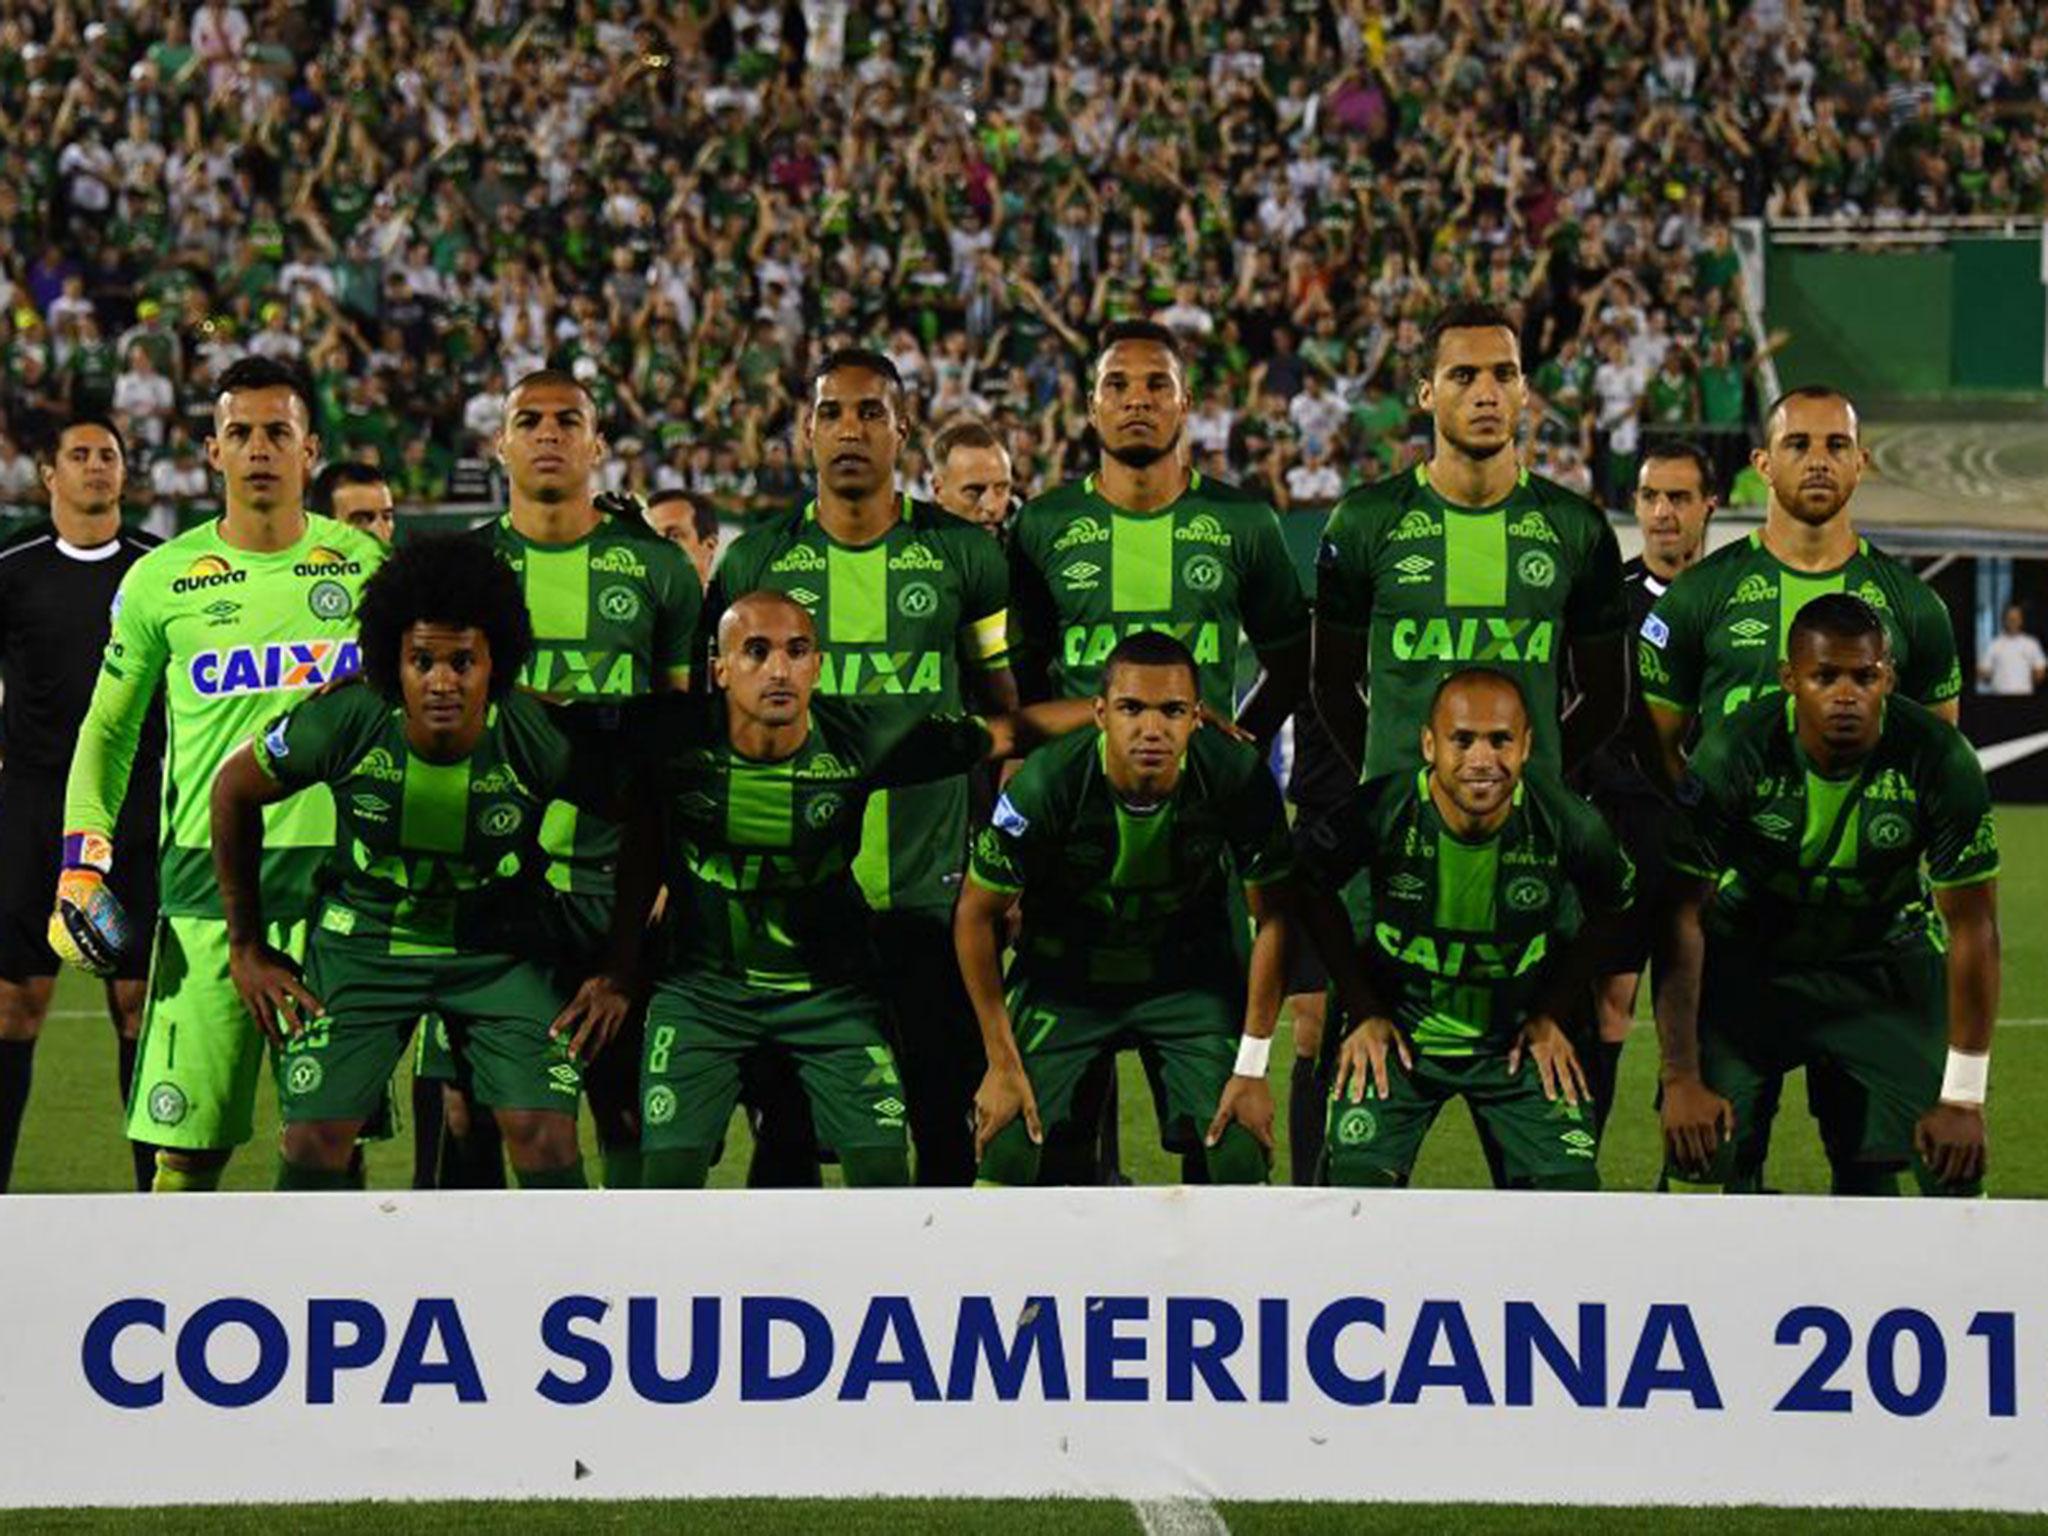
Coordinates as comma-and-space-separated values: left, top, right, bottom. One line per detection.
1578, 439, 1715, 1129
0, 415, 162, 1192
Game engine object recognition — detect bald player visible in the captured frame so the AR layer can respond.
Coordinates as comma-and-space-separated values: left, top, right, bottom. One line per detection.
599, 591, 1094, 1188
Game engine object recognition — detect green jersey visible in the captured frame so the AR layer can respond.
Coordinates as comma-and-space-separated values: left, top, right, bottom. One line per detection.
1638, 532, 1962, 729
967, 728, 1295, 993
252, 682, 614, 956
1009, 472, 1309, 714
477, 512, 701, 895
1317, 465, 1626, 779
1295, 767, 1635, 1055
65, 515, 386, 918
708, 497, 1011, 912
644, 695, 994, 994
1669, 694, 1998, 967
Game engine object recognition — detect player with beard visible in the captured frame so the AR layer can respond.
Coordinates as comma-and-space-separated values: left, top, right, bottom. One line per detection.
1008, 320, 1310, 1184
0, 416, 160, 1192
1639, 387, 1960, 780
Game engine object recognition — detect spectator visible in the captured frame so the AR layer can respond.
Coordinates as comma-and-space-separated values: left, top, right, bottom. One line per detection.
1980, 604, 2048, 696
114, 347, 177, 450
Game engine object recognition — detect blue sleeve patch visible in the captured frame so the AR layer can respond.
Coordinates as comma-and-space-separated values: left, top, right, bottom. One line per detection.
992, 793, 1029, 836
1641, 613, 1670, 649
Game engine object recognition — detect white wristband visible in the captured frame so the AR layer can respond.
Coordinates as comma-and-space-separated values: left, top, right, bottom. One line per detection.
1940, 1049, 1989, 1106
1234, 1034, 1272, 1078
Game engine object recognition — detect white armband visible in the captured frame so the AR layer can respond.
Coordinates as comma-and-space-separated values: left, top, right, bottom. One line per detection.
1233, 1034, 1272, 1078
1940, 1049, 1989, 1107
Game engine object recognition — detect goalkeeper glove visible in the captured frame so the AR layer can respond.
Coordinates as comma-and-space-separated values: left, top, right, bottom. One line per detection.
49, 832, 130, 977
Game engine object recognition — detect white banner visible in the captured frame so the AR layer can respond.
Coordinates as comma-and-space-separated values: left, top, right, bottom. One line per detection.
2, 1189, 2046, 1510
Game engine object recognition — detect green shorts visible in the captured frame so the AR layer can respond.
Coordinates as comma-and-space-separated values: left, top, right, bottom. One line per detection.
411, 891, 616, 1088
1677, 942, 1965, 1193
278, 926, 581, 1124
641, 972, 906, 1171
1324, 1050, 1601, 1190
127, 913, 307, 1150
978, 977, 1265, 1186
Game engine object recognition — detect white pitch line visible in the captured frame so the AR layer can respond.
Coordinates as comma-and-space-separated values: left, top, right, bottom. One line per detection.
1131, 1498, 1230, 1536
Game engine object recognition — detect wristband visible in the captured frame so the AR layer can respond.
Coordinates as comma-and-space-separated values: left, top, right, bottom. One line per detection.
1233, 1034, 1272, 1078
1940, 1048, 1989, 1107
62, 831, 113, 874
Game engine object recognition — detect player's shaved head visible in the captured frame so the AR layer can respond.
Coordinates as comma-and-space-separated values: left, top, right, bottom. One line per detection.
718, 589, 816, 653
717, 589, 820, 731
1428, 666, 1530, 730
506, 368, 596, 415
1764, 385, 1858, 448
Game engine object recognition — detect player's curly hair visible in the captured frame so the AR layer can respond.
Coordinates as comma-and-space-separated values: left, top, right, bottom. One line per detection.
356, 535, 533, 702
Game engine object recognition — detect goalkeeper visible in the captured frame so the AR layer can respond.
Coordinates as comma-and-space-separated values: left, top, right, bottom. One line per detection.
56, 358, 384, 1191
209, 537, 629, 1190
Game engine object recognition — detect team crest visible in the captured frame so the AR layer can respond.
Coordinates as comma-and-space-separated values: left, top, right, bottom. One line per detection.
482, 804, 524, 836
599, 585, 641, 623
1182, 554, 1224, 593
1335, 1106, 1377, 1145
645, 1085, 678, 1125
897, 580, 938, 618
805, 793, 845, 829
1516, 550, 1557, 589
1505, 876, 1550, 912
1866, 813, 1911, 850
146, 1081, 187, 1126
308, 580, 353, 620
284, 1056, 324, 1097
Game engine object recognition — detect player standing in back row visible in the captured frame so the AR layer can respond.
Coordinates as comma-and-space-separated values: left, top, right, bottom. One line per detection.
0, 416, 161, 1192
1313, 302, 1628, 785
708, 351, 1015, 1187
55, 357, 385, 1191
476, 369, 702, 1190
1638, 385, 1961, 783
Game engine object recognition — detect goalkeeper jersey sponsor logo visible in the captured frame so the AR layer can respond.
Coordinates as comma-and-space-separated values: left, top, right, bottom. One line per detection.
189, 639, 361, 695
170, 555, 245, 594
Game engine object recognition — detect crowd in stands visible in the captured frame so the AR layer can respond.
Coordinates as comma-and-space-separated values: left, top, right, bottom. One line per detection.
1, 0, 2043, 530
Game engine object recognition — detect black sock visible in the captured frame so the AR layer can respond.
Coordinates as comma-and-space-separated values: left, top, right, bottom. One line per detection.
410, 1077, 445, 1191
1289, 1053, 1325, 1186
1592, 1039, 1625, 1132
116, 1034, 152, 1191
0, 1038, 34, 1194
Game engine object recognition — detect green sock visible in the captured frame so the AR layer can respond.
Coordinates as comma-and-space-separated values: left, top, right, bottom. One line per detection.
152, 1155, 224, 1193
275, 1159, 354, 1192
516, 1160, 588, 1191
599, 1146, 642, 1190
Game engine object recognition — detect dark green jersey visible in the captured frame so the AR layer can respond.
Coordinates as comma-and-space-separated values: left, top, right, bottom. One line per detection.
1317, 465, 1627, 779
1009, 472, 1309, 714
646, 695, 993, 993
477, 513, 702, 895
253, 683, 612, 955
1296, 768, 1635, 1055
1638, 532, 1961, 730
707, 497, 1010, 913
966, 728, 1294, 993
1669, 694, 1997, 966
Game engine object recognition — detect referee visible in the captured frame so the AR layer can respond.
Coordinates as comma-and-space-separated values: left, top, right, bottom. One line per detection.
0, 415, 161, 1192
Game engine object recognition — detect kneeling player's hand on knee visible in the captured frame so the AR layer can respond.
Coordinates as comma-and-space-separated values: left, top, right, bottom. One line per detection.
1510, 1015, 1589, 1107
1208, 1075, 1275, 1151
1660, 1071, 1735, 1174
974, 1057, 1041, 1158
550, 974, 634, 1064
227, 942, 323, 1045
1332, 1016, 1410, 1103
1915, 1102, 1986, 1187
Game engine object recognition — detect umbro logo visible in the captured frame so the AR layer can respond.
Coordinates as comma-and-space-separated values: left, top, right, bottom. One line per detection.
1063, 561, 1102, 590
787, 587, 820, 606
1387, 872, 1427, 898
1752, 812, 1794, 836
1728, 617, 1771, 647
1393, 554, 1434, 584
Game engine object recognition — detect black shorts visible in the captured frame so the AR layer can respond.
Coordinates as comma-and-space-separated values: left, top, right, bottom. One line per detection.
1588, 785, 1670, 979
0, 770, 159, 984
